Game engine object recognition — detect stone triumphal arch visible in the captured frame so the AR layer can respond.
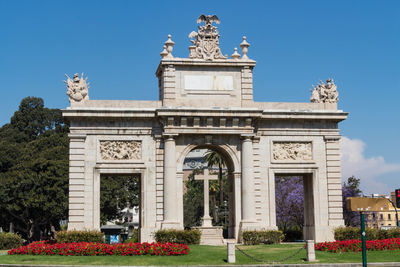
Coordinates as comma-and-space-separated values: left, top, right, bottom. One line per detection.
63, 15, 348, 243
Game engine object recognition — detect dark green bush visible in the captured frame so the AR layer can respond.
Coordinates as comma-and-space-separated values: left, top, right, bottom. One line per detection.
242, 230, 284, 245
283, 228, 303, 242
334, 227, 360, 240
154, 229, 201, 244
56, 230, 104, 243
387, 228, 400, 238
365, 228, 378, 240
0, 232, 23, 249
125, 229, 139, 243
334, 227, 400, 241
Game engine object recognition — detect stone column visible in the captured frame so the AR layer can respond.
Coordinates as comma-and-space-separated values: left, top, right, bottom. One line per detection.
241, 135, 256, 224
67, 134, 86, 231
162, 134, 179, 228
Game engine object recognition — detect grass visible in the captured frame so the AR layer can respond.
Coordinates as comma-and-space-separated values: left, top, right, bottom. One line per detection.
0, 244, 399, 265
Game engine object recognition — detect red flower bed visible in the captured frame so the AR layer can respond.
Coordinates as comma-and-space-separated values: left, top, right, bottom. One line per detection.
315, 238, 400, 253
8, 241, 189, 256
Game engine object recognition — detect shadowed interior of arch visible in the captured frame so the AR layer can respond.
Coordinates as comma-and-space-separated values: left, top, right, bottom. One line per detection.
100, 174, 141, 242
275, 174, 315, 241
182, 145, 236, 239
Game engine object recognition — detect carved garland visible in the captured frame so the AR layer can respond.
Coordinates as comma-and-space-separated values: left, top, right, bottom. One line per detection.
273, 142, 312, 161
100, 141, 141, 160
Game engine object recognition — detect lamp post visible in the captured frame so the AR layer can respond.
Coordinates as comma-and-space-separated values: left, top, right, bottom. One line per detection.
224, 200, 228, 227
360, 211, 367, 267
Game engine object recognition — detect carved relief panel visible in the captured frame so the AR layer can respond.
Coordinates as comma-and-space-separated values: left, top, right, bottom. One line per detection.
100, 141, 142, 160
273, 142, 312, 161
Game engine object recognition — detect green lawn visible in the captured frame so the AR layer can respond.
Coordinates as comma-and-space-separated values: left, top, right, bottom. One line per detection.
0, 244, 399, 265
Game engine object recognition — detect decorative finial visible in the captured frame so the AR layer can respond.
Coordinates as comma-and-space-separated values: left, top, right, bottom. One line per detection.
160, 45, 168, 58
164, 34, 174, 58
240, 36, 250, 59
64, 73, 89, 103
231, 48, 240, 60
188, 14, 227, 60
310, 78, 339, 103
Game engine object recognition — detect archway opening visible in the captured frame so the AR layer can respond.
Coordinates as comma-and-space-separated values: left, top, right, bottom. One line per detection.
275, 174, 314, 241
100, 174, 141, 243
182, 145, 236, 239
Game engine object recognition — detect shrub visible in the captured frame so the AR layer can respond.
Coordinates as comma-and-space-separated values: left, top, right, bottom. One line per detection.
8, 241, 189, 256
334, 227, 400, 241
334, 227, 359, 241
154, 229, 201, 245
242, 230, 284, 245
283, 228, 303, 242
387, 228, 400, 238
55, 230, 104, 243
0, 233, 23, 250
125, 229, 139, 244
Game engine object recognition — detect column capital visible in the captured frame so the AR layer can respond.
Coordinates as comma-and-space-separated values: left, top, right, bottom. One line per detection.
162, 133, 178, 140
240, 134, 255, 141
324, 135, 341, 141
68, 133, 87, 140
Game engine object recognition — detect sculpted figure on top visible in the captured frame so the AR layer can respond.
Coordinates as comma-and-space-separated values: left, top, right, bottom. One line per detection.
310, 78, 339, 103
188, 14, 227, 61
64, 73, 89, 103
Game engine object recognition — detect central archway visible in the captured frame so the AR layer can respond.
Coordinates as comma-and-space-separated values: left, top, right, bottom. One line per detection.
177, 143, 241, 239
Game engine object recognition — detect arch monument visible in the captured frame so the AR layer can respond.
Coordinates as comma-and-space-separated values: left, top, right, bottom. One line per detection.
63, 15, 348, 243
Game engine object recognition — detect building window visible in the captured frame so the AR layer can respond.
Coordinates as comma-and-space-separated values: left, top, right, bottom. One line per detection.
372, 213, 376, 218
380, 214, 383, 220
388, 214, 391, 220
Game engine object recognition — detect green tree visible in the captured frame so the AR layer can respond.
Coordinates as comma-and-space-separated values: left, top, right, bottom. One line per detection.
183, 169, 203, 228
100, 175, 140, 225
204, 150, 226, 208
0, 97, 69, 240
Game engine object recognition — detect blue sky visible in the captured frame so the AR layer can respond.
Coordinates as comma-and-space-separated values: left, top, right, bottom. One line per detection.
1, 0, 399, 194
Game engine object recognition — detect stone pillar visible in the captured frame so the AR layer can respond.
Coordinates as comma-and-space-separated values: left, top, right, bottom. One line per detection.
162, 134, 180, 228
241, 135, 256, 225
306, 240, 316, 261
227, 242, 236, 263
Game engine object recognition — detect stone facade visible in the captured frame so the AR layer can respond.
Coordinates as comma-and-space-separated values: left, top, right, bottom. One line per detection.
63, 15, 348, 243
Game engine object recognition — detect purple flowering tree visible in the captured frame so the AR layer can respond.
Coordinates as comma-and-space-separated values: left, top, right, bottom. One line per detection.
342, 176, 362, 226
275, 176, 304, 231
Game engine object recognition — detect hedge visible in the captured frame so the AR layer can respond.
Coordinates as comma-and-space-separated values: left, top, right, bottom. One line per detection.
55, 230, 104, 243
242, 230, 284, 245
0, 232, 23, 250
335, 227, 400, 241
154, 229, 201, 244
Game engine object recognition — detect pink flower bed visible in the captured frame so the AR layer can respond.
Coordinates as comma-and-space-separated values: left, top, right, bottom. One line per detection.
8, 241, 189, 256
315, 238, 400, 253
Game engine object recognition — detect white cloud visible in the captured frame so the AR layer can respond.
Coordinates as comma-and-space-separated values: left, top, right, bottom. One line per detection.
340, 136, 400, 195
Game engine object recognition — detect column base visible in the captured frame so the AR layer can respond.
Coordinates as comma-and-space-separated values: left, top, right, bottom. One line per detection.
140, 227, 158, 242
161, 221, 182, 230
201, 216, 213, 227
239, 220, 259, 231
193, 226, 224, 246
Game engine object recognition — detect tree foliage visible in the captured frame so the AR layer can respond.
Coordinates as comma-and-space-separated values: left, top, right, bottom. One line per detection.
100, 175, 140, 225
275, 176, 304, 232
0, 97, 69, 240
183, 169, 203, 228
342, 176, 362, 226
204, 150, 226, 221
